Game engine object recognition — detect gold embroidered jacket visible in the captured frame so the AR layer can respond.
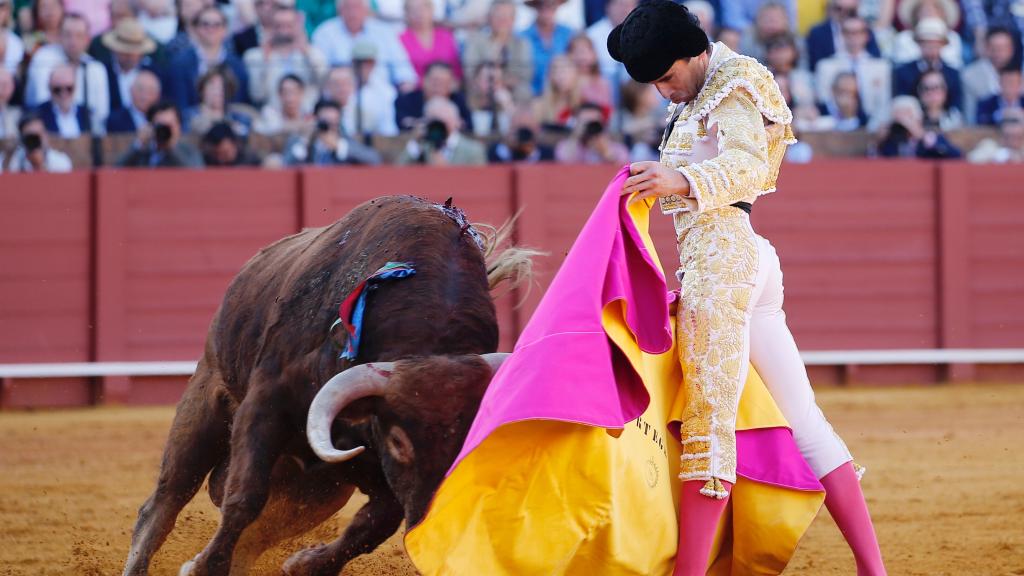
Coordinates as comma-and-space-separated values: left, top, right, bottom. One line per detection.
658, 42, 795, 232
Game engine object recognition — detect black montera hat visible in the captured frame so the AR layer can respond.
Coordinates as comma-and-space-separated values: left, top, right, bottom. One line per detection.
607, 0, 709, 83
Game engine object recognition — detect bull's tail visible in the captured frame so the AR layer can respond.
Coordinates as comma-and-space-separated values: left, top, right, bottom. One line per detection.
474, 214, 546, 304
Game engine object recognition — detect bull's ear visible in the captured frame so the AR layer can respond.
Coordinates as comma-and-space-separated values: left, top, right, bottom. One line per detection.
385, 425, 415, 464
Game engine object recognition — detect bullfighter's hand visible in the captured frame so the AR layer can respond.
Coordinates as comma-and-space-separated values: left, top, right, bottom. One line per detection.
622, 161, 690, 205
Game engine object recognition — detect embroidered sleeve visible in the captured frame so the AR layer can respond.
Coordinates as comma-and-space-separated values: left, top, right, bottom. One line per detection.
675, 88, 769, 213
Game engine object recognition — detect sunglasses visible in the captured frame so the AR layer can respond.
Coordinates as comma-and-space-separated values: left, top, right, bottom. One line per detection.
920, 83, 946, 92
198, 19, 225, 28
50, 84, 74, 95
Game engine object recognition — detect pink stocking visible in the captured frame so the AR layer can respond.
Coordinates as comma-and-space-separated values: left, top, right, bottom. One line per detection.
820, 462, 887, 576
673, 479, 732, 576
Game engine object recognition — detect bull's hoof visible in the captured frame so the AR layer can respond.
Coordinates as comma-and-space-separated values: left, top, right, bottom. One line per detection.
282, 544, 342, 576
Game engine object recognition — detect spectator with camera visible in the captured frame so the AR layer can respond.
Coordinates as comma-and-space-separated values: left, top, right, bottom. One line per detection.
396, 61, 472, 133
244, 6, 327, 109
282, 98, 381, 165
876, 95, 961, 159
116, 100, 204, 167
397, 96, 486, 165
106, 68, 161, 133
201, 121, 261, 167
0, 67, 19, 139
553, 101, 628, 164
488, 104, 555, 163
0, 112, 73, 172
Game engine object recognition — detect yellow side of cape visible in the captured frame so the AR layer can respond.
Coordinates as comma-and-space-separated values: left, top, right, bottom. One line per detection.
404, 199, 824, 575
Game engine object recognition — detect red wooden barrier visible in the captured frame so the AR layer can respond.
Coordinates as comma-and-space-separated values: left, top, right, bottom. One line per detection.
2, 161, 1023, 408
0, 173, 94, 407
93, 168, 301, 403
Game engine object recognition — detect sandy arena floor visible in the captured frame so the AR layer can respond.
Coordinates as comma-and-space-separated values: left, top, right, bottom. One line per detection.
1, 383, 1022, 575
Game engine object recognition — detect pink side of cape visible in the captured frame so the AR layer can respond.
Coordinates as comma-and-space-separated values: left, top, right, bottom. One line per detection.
448, 167, 823, 492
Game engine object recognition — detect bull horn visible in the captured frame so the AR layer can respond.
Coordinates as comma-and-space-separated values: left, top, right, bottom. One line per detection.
307, 362, 394, 463
481, 352, 511, 375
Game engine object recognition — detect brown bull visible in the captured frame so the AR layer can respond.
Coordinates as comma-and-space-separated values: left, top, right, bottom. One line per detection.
123, 196, 532, 575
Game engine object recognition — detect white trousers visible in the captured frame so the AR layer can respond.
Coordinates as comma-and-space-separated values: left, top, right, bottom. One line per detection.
745, 233, 853, 479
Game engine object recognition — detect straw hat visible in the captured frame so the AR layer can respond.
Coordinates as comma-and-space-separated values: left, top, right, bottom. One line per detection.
101, 18, 157, 56
899, 0, 960, 30
913, 17, 950, 43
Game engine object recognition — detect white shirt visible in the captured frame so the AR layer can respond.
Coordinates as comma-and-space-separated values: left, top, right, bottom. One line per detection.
243, 45, 328, 109
3, 30, 25, 73
113, 60, 141, 110
0, 147, 73, 173
26, 46, 110, 129
53, 102, 83, 138
343, 79, 399, 137
311, 17, 416, 87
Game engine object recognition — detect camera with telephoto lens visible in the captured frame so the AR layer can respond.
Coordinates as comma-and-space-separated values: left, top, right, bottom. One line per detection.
423, 119, 449, 149
22, 133, 42, 152
582, 120, 604, 141
153, 123, 173, 146
316, 119, 332, 133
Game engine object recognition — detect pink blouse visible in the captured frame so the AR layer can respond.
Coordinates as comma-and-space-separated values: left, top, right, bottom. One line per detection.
399, 27, 464, 84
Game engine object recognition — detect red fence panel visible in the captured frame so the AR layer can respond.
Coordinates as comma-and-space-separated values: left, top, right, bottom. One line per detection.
301, 165, 519, 351
0, 173, 93, 407
93, 168, 301, 403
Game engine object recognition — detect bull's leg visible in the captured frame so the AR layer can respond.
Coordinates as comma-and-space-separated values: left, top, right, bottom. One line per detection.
282, 487, 404, 576
124, 363, 231, 576
182, 384, 292, 576
226, 456, 358, 574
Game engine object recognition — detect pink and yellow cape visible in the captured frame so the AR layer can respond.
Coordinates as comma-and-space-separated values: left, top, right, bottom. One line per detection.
405, 168, 825, 575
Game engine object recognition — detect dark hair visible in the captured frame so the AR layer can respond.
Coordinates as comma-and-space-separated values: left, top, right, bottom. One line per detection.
314, 98, 341, 115
59, 10, 87, 31
986, 25, 1015, 42
999, 62, 1022, 76
424, 61, 453, 76
197, 67, 239, 103
202, 121, 237, 145
17, 111, 43, 133
31, 0, 64, 32
914, 69, 950, 111
575, 101, 605, 116
192, 5, 225, 28
764, 32, 798, 52
278, 73, 305, 93
146, 100, 180, 124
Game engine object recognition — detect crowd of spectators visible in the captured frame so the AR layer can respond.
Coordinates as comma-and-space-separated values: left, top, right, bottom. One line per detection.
3, 0, 1024, 172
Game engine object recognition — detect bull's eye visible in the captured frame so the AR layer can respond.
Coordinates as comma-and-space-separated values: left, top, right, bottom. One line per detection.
386, 426, 415, 464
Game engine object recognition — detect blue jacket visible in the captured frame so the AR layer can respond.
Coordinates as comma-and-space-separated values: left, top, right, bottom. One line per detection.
166, 45, 250, 112
976, 94, 1024, 125
101, 54, 160, 113
806, 19, 881, 72
893, 59, 963, 111
106, 106, 141, 134
37, 101, 91, 135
